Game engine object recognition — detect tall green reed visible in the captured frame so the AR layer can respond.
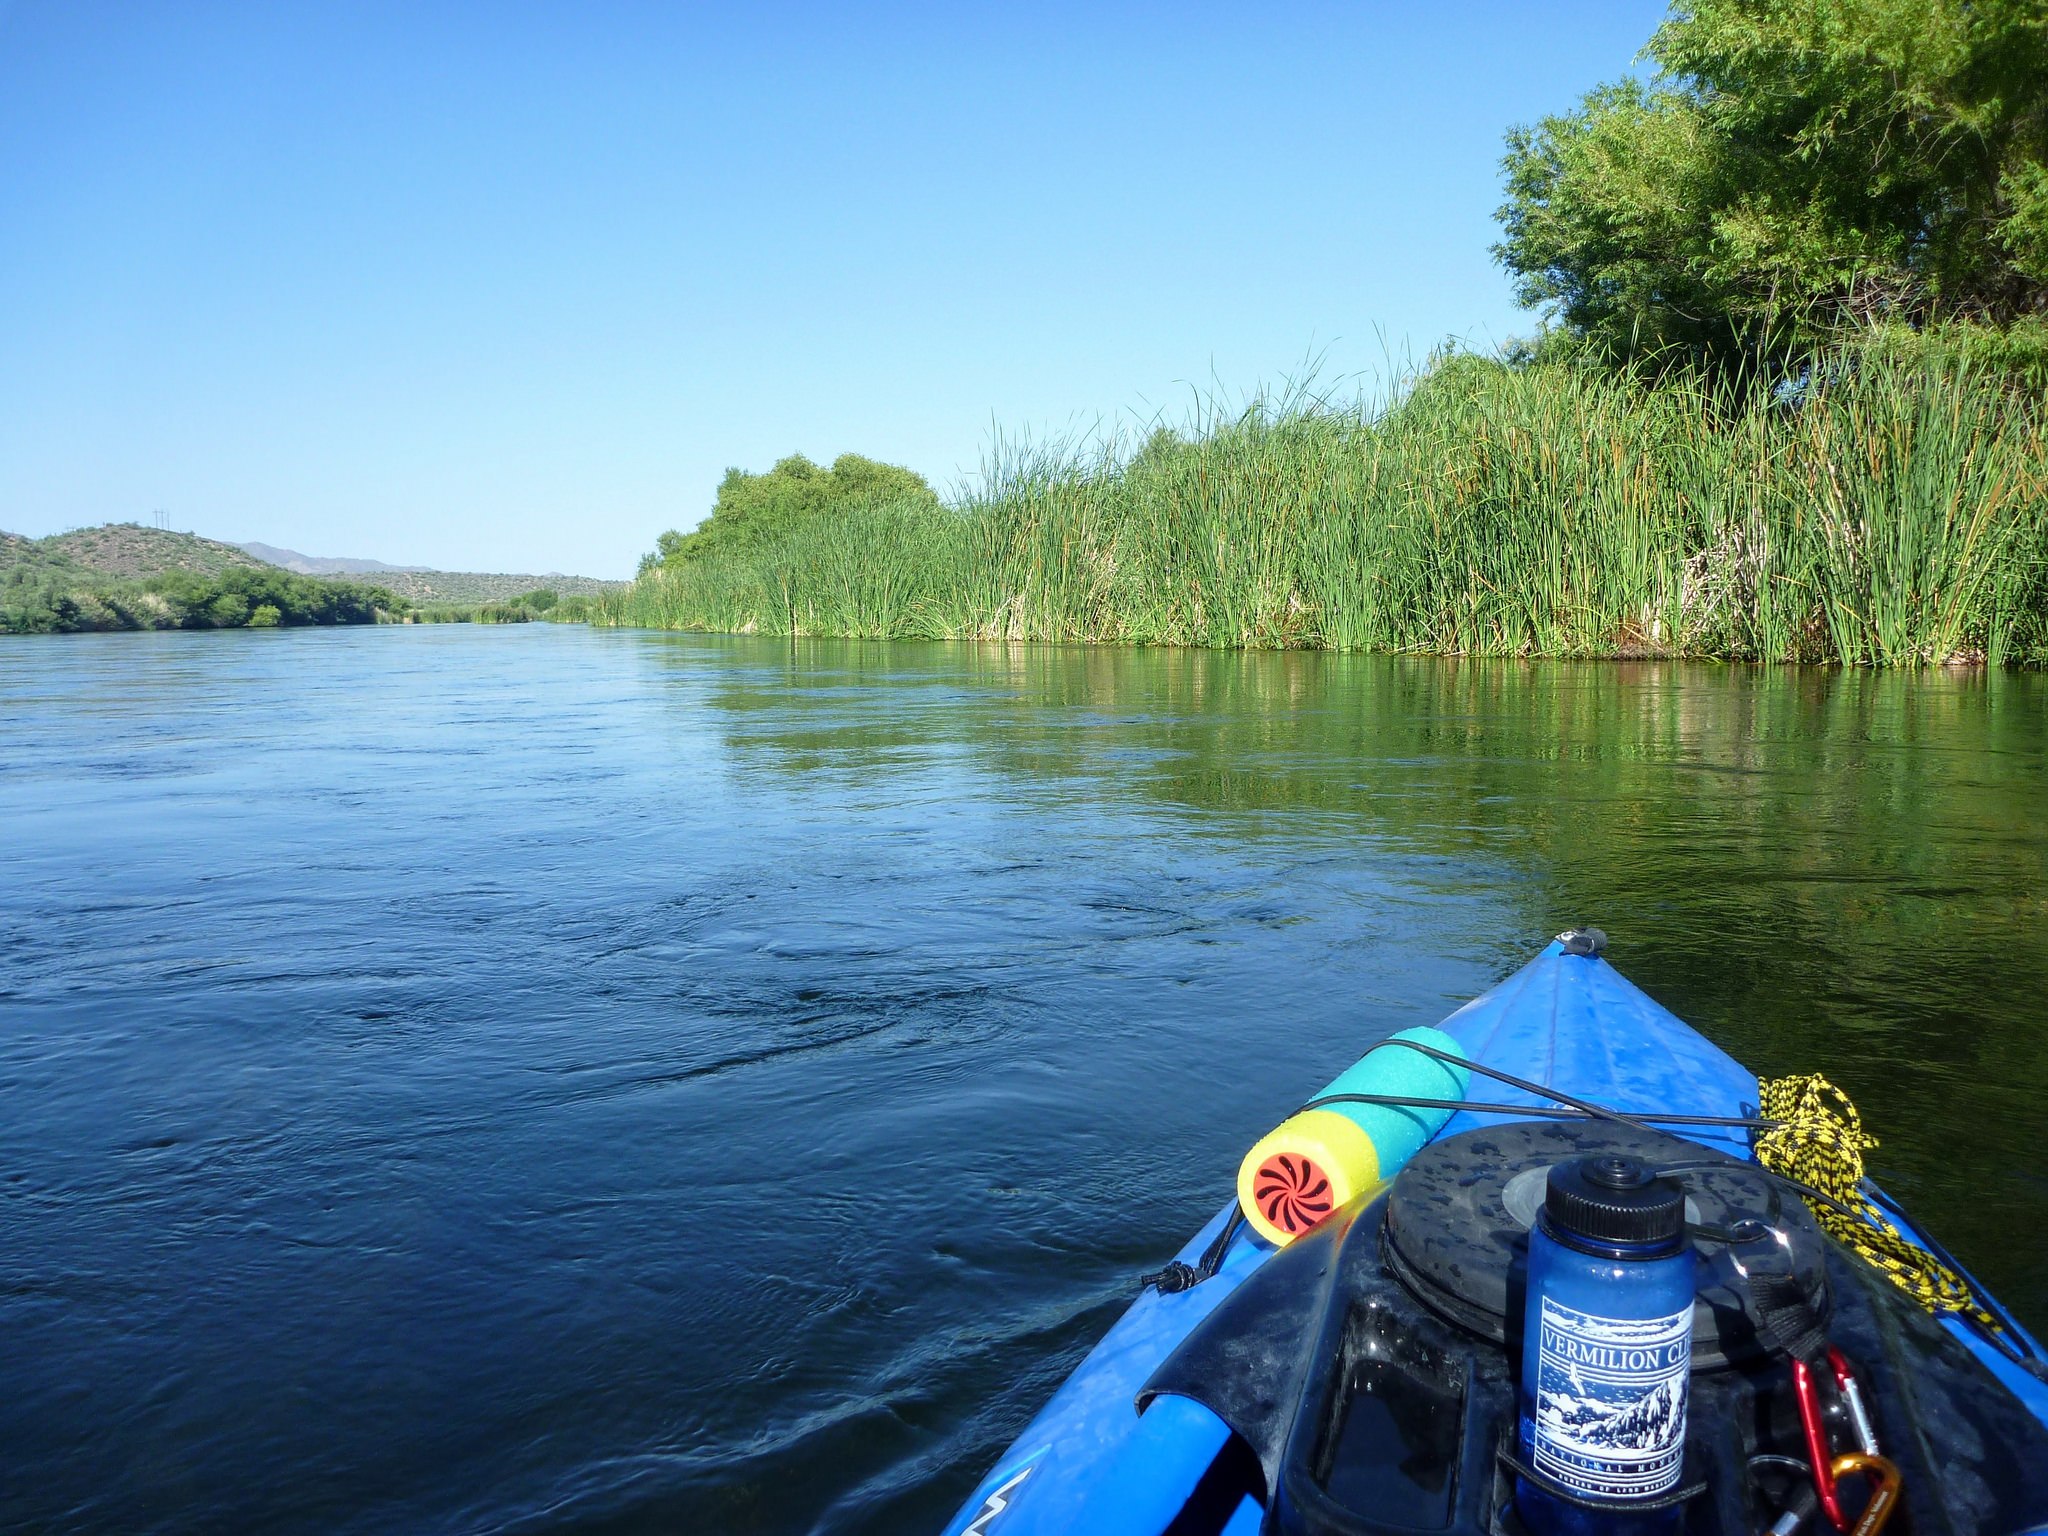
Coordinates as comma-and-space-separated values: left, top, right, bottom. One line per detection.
597, 355, 2048, 665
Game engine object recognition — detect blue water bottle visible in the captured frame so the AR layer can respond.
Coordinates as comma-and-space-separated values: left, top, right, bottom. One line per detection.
1516, 1154, 1693, 1536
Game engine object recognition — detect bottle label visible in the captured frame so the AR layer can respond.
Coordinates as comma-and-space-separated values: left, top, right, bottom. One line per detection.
1531, 1294, 1690, 1499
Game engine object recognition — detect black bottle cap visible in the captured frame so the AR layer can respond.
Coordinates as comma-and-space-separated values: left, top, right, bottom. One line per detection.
1545, 1154, 1685, 1249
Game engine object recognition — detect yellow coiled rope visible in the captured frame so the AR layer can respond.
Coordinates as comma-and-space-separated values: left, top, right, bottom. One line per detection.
1754, 1074, 2001, 1333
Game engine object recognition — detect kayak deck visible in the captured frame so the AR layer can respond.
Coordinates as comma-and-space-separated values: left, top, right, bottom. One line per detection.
941, 939, 2048, 1536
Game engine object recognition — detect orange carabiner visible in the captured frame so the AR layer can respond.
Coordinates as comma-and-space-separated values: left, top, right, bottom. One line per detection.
1829, 1453, 1902, 1536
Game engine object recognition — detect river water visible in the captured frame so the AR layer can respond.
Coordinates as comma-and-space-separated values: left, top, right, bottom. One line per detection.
3, 626, 2044, 1534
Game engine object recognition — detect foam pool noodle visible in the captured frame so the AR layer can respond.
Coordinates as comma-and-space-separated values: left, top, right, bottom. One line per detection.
1236, 1025, 1470, 1246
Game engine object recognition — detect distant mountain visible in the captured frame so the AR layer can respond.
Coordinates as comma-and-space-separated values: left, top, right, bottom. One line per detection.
2, 524, 406, 635
231, 539, 626, 604
35, 524, 272, 582
3, 524, 625, 608
299, 565, 625, 605
234, 541, 412, 576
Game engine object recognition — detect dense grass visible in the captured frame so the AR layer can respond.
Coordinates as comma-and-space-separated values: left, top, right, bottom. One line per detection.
599, 355, 2048, 665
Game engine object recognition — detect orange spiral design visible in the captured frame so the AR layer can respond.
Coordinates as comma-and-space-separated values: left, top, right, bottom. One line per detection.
1254, 1151, 1334, 1235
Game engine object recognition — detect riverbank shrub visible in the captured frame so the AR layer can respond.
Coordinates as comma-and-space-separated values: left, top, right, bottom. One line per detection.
597, 351, 2048, 665
0, 563, 400, 635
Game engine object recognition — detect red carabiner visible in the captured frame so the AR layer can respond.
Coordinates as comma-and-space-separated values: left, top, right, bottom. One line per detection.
1792, 1357, 1847, 1530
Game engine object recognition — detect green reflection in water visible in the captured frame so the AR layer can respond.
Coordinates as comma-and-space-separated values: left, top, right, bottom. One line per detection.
658, 634, 2048, 1328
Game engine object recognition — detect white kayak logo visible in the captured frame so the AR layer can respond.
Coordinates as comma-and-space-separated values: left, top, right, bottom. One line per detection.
962, 1462, 1033, 1534
1532, 1296, 1690, 1498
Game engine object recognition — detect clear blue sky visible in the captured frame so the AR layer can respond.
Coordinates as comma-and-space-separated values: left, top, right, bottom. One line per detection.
0, 1, 1663, 578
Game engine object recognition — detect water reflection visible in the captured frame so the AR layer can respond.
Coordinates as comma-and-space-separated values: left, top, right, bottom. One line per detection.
671, 635, 2048, 1298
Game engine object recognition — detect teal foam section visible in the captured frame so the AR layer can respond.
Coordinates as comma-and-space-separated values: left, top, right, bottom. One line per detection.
1312, 1025, 1471, 1176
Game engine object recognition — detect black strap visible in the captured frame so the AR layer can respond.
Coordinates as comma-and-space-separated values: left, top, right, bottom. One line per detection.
1142, 1207, 1247, 1294
1748, 1270, 1828, 1362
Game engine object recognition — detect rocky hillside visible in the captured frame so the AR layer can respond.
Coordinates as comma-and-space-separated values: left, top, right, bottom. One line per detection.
2, 525, 623, 606
305, 566, 623, 604
2, 525, 401, 635
33, 524, 270, 581
231, 541, 623, 603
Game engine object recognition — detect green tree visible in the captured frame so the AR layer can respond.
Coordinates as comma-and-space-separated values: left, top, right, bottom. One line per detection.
644, 453, 938, 570
1495, 0, 2048, 368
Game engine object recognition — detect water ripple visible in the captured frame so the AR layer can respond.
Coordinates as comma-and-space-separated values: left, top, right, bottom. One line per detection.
1, 628, 2043, 1534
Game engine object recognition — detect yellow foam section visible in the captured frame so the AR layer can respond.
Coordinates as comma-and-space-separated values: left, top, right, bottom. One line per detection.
1236, 1108, 1383, 1246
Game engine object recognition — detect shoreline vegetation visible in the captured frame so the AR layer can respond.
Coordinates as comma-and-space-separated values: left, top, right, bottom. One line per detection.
603, 0, 2048, 667
1, 559, 398, 635
597, 354, 2048, 666
0, 525, 601, 635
